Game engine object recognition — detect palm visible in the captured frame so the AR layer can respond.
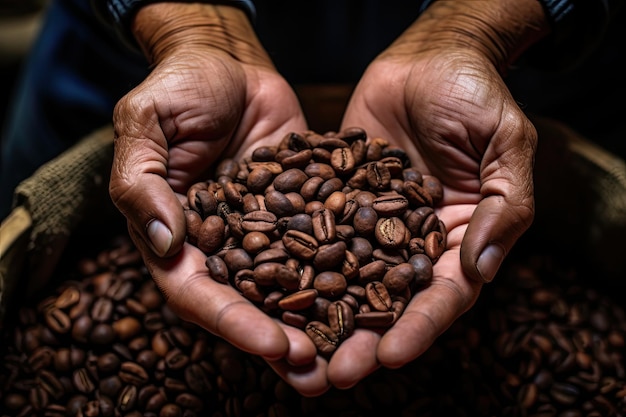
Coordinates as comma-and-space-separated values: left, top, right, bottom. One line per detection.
118, 50, 307, 194
110, 51, 333, 396
331, 51, 536, 387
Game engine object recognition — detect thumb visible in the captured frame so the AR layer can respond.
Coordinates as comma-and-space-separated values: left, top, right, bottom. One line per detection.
109, 132, 187, 258
461, 126, 537, 283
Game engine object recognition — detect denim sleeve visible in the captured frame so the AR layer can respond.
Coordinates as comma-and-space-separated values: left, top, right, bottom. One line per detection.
531, 0, 624, 70
90, 0, 256, 51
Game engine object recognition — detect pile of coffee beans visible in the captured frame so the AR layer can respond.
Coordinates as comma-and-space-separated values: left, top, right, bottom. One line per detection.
183, 128, 447, 356
1, 235, 625, 416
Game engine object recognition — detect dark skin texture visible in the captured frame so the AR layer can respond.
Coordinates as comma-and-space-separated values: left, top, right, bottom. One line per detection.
109, 0, 550, 396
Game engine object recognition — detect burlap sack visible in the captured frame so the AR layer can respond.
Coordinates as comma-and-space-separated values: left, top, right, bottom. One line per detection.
0, 124, 124, 326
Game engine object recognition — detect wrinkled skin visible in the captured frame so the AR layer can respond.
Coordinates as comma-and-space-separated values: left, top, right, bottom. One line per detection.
109, 47, 332, 396
329, 48, 536, 388
110, 2, 540, 397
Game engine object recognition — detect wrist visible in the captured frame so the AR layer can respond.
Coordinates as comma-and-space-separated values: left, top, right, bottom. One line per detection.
132, 2, 272, 67
388, 0, 552, 74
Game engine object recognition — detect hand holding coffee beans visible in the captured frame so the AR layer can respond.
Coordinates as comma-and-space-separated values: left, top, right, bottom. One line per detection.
183, 128, 448, 356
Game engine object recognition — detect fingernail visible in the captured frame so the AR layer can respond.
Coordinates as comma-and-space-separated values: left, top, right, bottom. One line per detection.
147, 219, 172, 257
477, 243, 505, 283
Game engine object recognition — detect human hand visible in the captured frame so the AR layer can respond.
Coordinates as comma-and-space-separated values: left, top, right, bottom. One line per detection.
329, 0, 551, 388
107, 4, 328, 396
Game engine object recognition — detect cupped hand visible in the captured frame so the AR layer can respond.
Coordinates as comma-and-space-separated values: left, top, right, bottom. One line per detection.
330, 45, 537, 388
108, 4, 329, 396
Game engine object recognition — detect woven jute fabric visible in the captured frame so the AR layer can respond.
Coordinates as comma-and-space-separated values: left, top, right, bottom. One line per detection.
1, 125, 117, 324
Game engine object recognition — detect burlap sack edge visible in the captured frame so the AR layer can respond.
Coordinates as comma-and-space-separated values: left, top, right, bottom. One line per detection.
0, 124, 115, 327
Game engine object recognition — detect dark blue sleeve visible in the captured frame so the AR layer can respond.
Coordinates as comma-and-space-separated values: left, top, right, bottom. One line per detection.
418, 0, 623, 71
530, 0, 624, 70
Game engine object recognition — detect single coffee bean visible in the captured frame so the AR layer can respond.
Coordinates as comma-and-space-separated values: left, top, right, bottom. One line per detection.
277, 289, 318, 311
73, 368, 95, 393
273, 169, 309, 193
408, 254, 433, 289
305, 321, 339, 357
282, 230, 318, 260
382, 263, 416, 294
365, 281, 393, 312
55, 286, 81, 309
366, 161, 391, 190
375, 217, 410, 250
286, 213, 313, 235
281, 149, 313, 170
241, 210, 277, 233
119, 362, 149, 386
403, 181, 433, 207
223, 248, 254, 273
353, 206, 378, 236
311, 208, 336, 243
313, 241, 347, 271
359, 260, 387, 284
372, 195, 409, 217
197, 215, 225, 254
330, 147, 356, 174
313, 271, 348, 298
327, 300, 355, 340
205, 255, 230, 284
354, 311, 395, 328
424, 230, 446, 262
44, 308, 71, 334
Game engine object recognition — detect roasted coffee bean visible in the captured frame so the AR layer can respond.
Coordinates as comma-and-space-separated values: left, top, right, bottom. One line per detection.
119, 362, 149, 386
282, 230, 318, 260
273, 169, 309, 193
372, 194, 409, 217
313, 241, 347, 271
354, 311, 395, 328
382, 263, 416, 294
223, 248, 253, 273
305, 321, 339, 357
286, 213, 313, 235
408, 254, 433, 288
73, 368, 95, 393
353, 206, 378, 236
205, 255, 229, 284
197, 215, 225, 254
404, 180, 433, 207
277, 289, 318, 311
330, 147, 356, 174
311, 208, 336, 243
375, 217, 410, 249
44, 308, 71, 334
365, 281, 393, 312
327, 300, 355, 340
366, 161, 391, 190
241, 210, 277, 233
55, 286, 81, 310
313, 272, 347, 298
424, 230, 446, 262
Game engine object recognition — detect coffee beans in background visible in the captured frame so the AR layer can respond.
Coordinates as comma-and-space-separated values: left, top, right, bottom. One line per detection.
1, 235, 625, 416
183, 128, 447, 356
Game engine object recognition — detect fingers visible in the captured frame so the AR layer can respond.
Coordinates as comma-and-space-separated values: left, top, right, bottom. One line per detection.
461, 116, 537, 283
267, 356, 331, 397
128, 226, 290, 361
377, 247, 482, 368
110, 132, 188, 258
327, 329, 382, 389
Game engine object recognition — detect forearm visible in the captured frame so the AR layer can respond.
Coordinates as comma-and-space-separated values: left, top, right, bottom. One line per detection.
389, 0, 552, 74
131, 2, 272, 67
